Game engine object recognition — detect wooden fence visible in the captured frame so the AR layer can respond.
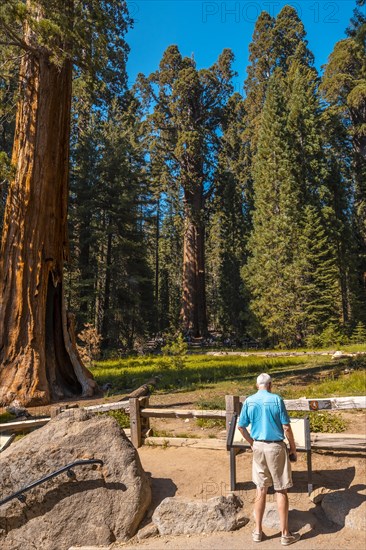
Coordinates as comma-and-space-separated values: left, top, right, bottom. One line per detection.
1, 394, 365, 452
129, 394, 366, 449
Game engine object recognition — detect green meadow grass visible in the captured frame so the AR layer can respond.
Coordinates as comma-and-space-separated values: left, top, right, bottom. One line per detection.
282, 368, 366, 399
274, 343, 366, 353
90, 354, 365, 436
91, 354, 334, 394
91, 352, 366, 402
341, 344, 366, 353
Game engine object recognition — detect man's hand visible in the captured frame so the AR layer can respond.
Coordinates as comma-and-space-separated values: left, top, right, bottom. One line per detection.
238, 426, 254, 449
283, 423, 297, 462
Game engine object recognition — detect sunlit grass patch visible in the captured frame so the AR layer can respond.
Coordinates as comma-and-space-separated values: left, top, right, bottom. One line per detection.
282, 369, 366, 399
91, 354, 326, 395
196, 417, 226, 429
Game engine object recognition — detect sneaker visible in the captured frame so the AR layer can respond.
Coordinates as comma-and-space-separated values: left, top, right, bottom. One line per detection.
252, 530, 262, 542
281, 532, 301, 546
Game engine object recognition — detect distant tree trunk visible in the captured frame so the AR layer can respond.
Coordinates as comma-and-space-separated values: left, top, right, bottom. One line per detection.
78, 218, 92, 324
354, 138, 366, 305
181, 187, 207, 337
0, 21, 97, 405
101, 230, 112, 348
155, 199, 160, 332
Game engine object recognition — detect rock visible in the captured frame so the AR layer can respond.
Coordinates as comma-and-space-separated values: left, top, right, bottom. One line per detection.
152, 494, 248, 535
137, 523, 159, 540
332, 350, 353, 359
0, 409, 151, 550
309, 487, 334, 504
322, 490, 366, 531
6, 399, 32, 418
256, 503, 316, 532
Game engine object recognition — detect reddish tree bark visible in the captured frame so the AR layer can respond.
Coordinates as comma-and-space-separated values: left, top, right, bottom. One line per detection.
0, 16, 97, 405
181, 187, 207, 337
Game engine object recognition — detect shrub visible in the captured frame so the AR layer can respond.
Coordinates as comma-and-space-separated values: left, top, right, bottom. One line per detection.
77, 323, 102, 367
0, 412, 14, 423
161, 333, 188, 370
319, 324, 344, 348
99, 409, 130, 429
305, 334, 322, 349
351, 322, 366, 344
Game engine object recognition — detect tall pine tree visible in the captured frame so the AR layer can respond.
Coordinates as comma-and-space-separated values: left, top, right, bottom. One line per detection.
321, 0, 366, 326
244, 74, 301, 346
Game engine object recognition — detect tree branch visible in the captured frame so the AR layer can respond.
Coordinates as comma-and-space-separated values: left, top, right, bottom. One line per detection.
0, 21, 37, 54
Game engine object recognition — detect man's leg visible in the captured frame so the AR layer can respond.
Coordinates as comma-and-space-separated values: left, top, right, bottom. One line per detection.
276, 489, 289, 536
254, 486, 268, 534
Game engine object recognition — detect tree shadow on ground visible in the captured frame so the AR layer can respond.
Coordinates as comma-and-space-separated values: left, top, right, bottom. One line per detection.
236, 468, 365, 542
292, 465, 357, 493
301, 484, 366, 541
234, 466, 356, 494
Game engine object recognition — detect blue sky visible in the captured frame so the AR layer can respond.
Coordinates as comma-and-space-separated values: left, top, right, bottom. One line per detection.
126, 0, 361, 93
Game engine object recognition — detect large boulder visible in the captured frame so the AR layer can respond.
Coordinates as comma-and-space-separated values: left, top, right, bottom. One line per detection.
309, 486, 334, 504
152, 494, 248, 535
0, 409, 151, 550
321, 490, 366, 531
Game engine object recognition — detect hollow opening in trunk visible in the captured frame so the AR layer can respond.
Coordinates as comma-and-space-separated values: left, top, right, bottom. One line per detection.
45, 272, 82, 398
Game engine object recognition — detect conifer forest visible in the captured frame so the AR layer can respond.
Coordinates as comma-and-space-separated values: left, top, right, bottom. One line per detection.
0, 1, 365, 405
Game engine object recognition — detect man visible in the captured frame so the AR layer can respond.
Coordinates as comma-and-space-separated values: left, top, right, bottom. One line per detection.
238, 373, 300, 546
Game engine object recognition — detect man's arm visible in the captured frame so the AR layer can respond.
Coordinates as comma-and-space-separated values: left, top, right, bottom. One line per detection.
283, 423, 297, 460
238, 426, 254, 449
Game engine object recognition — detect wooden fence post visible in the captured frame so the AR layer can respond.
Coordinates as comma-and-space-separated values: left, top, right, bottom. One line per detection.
140, 396, 150, 433
225, 395, 241, 433
129, 398, 142, 448
50, 406, 62, 418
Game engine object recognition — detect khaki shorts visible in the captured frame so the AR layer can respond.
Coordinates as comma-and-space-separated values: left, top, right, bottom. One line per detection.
252, 440, 293, 491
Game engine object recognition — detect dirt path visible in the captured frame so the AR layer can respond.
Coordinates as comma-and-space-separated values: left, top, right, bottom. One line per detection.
116, 528, 364, 550
113, 447, 366, 550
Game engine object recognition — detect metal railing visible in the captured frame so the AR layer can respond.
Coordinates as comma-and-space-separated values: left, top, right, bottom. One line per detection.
0, 459, 103, 507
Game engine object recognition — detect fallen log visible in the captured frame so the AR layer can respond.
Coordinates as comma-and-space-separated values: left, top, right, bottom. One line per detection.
117, 376, 161, 401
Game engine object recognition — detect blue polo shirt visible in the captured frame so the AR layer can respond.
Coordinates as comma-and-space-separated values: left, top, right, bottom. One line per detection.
238, 390, 290, 441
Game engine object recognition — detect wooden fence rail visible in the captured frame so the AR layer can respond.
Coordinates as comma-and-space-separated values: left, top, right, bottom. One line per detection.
130, 394, 366, 448
140, 408, 226, 419
1, 394, 365, 452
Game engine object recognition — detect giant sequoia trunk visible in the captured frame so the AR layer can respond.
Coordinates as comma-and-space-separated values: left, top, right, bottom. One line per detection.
181, 187, 207, 337
0, 21, 97, 405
